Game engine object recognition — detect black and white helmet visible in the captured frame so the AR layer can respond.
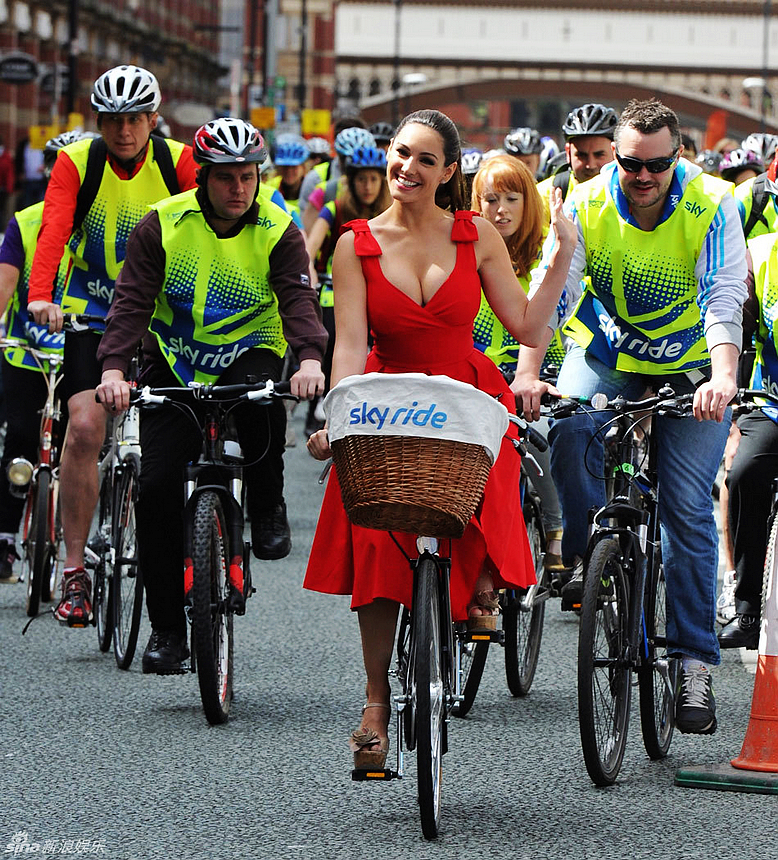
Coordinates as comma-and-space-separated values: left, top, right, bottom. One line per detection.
193, 118, 267, 165
91, 65, 161, 113
742, 133, 778, 165
504, 128, 543, 156
562, 103, 618, 141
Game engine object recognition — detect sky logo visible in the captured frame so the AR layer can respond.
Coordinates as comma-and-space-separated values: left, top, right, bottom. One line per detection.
349, 400, 448, 430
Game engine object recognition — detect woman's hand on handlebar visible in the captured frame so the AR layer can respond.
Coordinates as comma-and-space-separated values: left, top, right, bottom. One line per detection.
307, 428, 331, 461
511, 372, 559, 422
96, 369, 132, 414
28, 301, 63, 334
290, 358, 325, 400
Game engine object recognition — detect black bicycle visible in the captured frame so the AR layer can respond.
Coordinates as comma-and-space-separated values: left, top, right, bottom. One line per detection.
550, 387, 692, 785
131, 377, 294, 725
451, 416, 550, 717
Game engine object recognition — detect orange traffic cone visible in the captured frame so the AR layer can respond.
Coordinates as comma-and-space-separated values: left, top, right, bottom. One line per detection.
731, 539, 778, 772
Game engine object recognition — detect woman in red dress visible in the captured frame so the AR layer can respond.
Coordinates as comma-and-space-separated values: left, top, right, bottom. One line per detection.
305, 110, 576, 769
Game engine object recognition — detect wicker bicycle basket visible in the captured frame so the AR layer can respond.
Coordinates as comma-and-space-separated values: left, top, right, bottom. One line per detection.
331, 434, 492, 538
326, 373, 508, 538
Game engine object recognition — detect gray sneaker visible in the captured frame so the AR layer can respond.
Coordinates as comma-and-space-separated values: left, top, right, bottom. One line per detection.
675, 662, 717, 735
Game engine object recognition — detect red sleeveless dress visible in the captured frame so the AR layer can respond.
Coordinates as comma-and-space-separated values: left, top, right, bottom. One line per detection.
303, 212, 534, 621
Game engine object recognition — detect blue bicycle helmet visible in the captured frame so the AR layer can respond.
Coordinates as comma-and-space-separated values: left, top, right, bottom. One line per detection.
345, 146, 387, 172
334, 127, 376, 157
274, 135, 310, 166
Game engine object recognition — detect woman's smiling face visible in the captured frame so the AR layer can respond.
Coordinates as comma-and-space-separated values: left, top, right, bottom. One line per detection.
387, 123, 455, 201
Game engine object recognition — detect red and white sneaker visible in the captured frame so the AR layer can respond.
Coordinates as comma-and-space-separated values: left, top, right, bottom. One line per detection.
53, 568, 93, 627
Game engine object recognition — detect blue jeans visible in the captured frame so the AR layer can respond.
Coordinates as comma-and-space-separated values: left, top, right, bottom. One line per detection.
549, 346, 728, 665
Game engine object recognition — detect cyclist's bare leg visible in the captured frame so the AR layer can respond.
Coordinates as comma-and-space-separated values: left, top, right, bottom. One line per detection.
60, 391, 106, 569
356, 598, 398, 742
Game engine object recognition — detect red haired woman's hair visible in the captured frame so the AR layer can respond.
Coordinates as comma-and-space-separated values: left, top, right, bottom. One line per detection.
470, 155, 544, 278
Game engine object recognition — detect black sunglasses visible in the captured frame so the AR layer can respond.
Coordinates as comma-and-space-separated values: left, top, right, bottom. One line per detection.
615, 149, 679, 174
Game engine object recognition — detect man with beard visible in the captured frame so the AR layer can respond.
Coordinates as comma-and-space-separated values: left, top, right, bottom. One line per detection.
513, 98, 747, 737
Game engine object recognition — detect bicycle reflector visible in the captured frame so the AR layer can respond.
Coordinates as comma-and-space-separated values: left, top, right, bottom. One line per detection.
7, 458, 33, 487
591, 393, 609, 410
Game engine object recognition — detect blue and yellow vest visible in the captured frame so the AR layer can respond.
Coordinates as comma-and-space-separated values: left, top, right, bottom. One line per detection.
61, 136, 187, 318
564, 171, 731, 374
472, 257, 566, 372
149, 188, 292, 385
746, 232, 778, 422
4, 202, 65, 371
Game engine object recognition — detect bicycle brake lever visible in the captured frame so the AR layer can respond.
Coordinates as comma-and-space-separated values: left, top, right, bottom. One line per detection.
318, 459, 333, 484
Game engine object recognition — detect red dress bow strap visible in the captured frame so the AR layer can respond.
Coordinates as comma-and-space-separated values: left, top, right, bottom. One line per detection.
342, 219, 383, 257
451, 210, 480, 243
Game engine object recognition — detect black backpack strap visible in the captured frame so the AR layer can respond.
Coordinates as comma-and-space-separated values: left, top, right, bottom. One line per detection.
72, 137, 108, 234
552, 165, 571, 201
71, 137, 180, 235
744, 171, 771, 238
150, 136, 180, 197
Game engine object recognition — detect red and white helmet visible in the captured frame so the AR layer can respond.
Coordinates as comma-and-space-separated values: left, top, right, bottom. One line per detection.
91, 65, 161, 113
193, 118, 268, 165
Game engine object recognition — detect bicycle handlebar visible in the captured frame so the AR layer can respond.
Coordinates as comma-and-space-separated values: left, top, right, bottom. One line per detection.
732, 388, 778, 413
546, 386, 695, 420
130, 378, 295, 406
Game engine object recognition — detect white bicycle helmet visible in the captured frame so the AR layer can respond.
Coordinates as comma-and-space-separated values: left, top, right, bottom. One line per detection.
91, 65, 161, 113
742, 133, 778, 166
306, 137, 331, 157
461, 148, 483, 177
193, 118, 267, 164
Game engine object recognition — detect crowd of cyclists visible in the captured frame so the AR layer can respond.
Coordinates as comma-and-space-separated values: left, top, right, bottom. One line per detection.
0, 61, 777, 765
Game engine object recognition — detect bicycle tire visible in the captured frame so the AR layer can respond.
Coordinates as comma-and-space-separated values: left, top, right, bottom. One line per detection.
23, 470, 50, 618
42, 491, 62, 604
451, 636, 488, 718
191, 491, 233, 725
504, 498, 546, 696
638, 545, 677, 759
94, 469, 114, 651
412, 556, 444, 839
761, 509, 778, 634
112, 463, 143, 670
577, 537, 631, 786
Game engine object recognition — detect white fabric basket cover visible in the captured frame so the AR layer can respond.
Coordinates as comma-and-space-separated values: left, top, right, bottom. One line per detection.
324, 372, 510, 464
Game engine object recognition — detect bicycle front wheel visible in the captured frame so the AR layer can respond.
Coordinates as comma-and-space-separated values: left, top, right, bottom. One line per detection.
23, 471, 51, 618
112, 463, 143, 670
577, 538, 631, 786
191, 491, 233, 725
412, 556, 445, 840
504, 497, 546, 696
638, 546, 677, 759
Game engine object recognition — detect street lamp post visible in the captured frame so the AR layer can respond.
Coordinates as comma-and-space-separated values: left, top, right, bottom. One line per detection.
392, 0, 402, 125
762, 0, 772, 130
67, 0, 79, 115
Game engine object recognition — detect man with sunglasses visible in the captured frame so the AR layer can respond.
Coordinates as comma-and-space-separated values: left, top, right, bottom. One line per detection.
514, 98, 747, 737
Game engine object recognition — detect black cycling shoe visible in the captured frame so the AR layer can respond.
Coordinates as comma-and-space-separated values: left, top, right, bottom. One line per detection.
718, 613, 759, 650
560, 560, 584, 610
142, 630, 190, 675
252, 502, 292, 560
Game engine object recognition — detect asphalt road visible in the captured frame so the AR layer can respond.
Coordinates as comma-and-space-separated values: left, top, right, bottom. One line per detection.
1, 408, 776, 860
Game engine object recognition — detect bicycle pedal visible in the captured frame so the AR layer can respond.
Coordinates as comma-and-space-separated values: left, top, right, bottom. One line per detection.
464, 629, 504, 644
351, 768, 396, 782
